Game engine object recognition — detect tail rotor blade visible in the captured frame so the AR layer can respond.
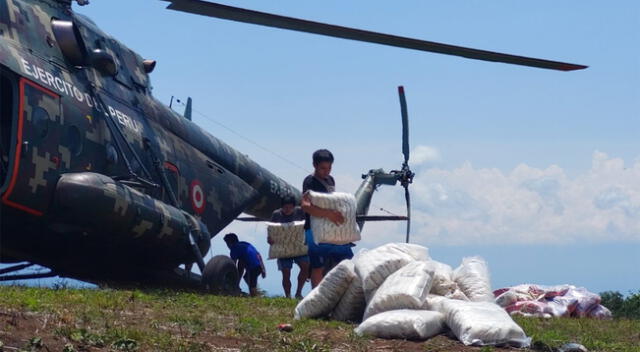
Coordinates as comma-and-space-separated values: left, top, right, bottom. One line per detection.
404, 186, 411, 243
398, 86, 409, 164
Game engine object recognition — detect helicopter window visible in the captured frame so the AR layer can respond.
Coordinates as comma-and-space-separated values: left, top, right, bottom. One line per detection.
163, 162, 180, 204
105, 142, 118, 165
0, 73, 14, 185
31, 107, 50, 144
65, 125, 83, 156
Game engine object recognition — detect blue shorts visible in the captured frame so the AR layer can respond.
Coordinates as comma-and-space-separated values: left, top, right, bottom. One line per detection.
305, 229, 354, 269
277, 255, 310, 271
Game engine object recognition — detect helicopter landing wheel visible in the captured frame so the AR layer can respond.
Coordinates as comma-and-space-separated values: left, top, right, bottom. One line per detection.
202, 255, 240, 295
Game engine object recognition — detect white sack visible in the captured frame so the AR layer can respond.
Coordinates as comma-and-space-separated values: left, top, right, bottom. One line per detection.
495, 289, 537, 308
363, 261, 435, 320
453, 256, 494, 302
266, 221, 307, 259
588, 304, 612, 319
354, 243, 430, 300
294, 260, 355, 319
446, 287, 470, 301
428, 260, 457, 296
426, 294, 447, 312
331, 272, 366, 322
384, 243, 431, 262
441, 298, 530, 347
308, 191, 360, 244
355, 309, 445, 340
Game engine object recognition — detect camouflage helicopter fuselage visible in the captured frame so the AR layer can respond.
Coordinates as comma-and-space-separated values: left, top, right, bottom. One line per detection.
0, 0, 299, 285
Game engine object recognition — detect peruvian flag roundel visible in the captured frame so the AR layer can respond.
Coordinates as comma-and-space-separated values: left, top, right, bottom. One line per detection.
190, 180, 206, 214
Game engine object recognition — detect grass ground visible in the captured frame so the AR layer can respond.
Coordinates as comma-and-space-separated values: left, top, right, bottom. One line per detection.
0, 286, 638, 352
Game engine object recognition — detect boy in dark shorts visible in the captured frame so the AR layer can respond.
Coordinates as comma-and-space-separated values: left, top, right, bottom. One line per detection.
301, 149, 354, 287
223, 233, 266, 297
268, 196, 309, 299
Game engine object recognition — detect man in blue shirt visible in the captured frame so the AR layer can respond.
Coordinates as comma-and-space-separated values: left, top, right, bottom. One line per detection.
223, 233, 265, 297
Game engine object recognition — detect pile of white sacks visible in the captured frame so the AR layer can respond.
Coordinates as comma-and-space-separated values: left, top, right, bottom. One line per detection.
294, 243, 531, 348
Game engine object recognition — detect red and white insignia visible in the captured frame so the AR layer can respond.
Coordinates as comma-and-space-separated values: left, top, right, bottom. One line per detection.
190, 180, 205, 214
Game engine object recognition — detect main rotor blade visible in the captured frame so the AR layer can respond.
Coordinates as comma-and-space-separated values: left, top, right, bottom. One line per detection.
399, 86, 409, 164
163, 0, 587, 71
356, 215, 409, 222
236, 215, 409, 222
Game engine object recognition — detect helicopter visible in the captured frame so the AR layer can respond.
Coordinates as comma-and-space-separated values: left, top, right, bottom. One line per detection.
0, 0, 585, 293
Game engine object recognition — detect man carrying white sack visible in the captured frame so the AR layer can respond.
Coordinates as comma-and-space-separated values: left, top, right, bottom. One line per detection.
301, 149, 355, 287
268, 196, 309, 299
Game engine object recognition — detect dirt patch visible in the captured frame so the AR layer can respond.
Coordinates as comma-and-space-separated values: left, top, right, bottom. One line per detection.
0, 310, 69, 351
0, 309, 530, 352
0, 308, 526, 352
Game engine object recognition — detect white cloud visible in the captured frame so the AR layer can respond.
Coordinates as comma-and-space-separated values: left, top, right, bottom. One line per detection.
410, 145, 440, 165
214, 151, 639, 261
355, 151, 640, 247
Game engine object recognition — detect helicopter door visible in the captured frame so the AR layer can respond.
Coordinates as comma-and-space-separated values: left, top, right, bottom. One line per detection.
0, 72, 15, 189
1, 78, 61, 216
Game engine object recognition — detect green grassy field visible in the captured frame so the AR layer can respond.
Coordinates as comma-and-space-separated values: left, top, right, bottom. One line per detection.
0, 286, 638, 352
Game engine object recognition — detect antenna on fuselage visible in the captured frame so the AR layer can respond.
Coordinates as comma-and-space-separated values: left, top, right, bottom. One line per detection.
184, 97, 192, 121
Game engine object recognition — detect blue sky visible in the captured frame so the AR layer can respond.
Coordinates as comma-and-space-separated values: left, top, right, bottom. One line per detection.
9, 0, 639, 296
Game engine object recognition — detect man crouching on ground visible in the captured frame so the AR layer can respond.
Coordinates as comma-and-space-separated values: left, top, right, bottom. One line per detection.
224, 233, 266, 297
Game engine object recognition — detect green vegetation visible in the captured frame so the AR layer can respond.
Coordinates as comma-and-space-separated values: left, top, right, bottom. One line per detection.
514, 315, 640, 352
0, 286, 366, 352
0, 286, 638, 351
600, 291, 640, 319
